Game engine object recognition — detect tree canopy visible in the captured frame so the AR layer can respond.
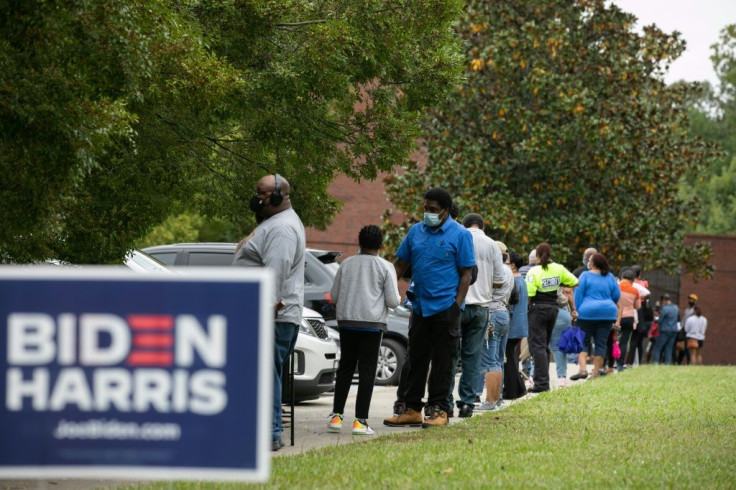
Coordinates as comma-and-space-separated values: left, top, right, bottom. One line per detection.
683, 24, 736, 235
0, 0, 462, 263
384, 0, 717, 277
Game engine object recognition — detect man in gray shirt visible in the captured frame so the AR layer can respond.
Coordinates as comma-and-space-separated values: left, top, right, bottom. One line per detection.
233, 173, 306, 451
448, 213, 505, 418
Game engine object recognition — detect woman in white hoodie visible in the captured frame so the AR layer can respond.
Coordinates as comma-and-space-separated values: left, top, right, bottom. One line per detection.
326, 225, 400, 435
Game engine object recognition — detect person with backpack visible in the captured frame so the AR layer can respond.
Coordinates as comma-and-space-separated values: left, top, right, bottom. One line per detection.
504, 251, 529, 400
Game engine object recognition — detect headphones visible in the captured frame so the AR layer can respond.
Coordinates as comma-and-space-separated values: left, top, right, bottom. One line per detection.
270, 173, 284, 206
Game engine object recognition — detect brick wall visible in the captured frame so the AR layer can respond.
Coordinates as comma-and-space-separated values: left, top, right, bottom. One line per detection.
305, 171, 404, 255
306, 147, 426, 259
305, 149, 427, 298
680, 234, 736, 365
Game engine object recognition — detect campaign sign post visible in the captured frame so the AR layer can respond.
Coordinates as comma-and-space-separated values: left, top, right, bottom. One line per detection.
0, 267, 273, 482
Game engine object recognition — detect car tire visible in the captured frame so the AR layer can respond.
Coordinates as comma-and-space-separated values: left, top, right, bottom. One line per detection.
375, 338, 406, 386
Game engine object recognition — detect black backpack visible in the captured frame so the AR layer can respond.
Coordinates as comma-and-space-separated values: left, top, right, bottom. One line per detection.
508, 281, 520, 306
640, 297, 654, 322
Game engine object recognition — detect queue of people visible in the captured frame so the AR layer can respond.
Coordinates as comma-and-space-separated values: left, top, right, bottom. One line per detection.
236, 177, 707, 447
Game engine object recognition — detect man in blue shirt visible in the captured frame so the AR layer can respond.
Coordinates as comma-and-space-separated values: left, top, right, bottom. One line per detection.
383, 188, 476, 428
651, 294, 680, 364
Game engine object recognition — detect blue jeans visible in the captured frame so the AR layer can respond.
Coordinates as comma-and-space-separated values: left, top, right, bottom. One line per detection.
549, 308, 571, 379
578, 319, 613, 358
479, 309, 510, 387
449, 305, 488, 408
273, 322, 299, 441
651, 331, 677, 365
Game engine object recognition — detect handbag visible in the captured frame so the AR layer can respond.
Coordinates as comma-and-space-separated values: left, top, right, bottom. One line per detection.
686, 338, 699, 349
557, 322, 586, 354
612, 340, 621, 360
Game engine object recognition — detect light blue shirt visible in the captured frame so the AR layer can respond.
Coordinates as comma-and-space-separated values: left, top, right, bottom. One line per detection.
508, 276, 528, 339
396, 218, 475, 317
574, 271, 620, 322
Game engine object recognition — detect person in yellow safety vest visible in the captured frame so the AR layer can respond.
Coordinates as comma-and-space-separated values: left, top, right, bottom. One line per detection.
525, 243, 578, 392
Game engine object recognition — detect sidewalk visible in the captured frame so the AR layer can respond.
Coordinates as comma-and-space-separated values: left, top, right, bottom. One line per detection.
276, 361, 585, 456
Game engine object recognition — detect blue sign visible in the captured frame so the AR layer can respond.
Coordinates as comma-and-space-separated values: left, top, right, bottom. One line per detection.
0, 267, 273, 482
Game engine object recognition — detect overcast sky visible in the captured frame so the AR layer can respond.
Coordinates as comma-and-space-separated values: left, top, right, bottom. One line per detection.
611, 0, 736, 87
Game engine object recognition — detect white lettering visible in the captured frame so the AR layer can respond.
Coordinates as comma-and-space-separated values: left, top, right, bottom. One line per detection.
190, 370, 227, 415
79, 314, 130, 365
172, 369, 188, 413
49, 368, 93, 411
133, 369, 171, 412
6, 367, 49, 410
93, 368, 132, 411
175, 315, 226, 368
8, 313, 55, 365
57, 313, 76, 365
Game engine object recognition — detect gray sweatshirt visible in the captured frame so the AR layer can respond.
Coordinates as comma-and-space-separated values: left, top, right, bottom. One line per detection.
232, 208, 306, 326
330, 254, 401, 331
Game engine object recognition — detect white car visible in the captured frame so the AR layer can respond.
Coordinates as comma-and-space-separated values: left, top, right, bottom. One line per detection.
285, 307, 340, 403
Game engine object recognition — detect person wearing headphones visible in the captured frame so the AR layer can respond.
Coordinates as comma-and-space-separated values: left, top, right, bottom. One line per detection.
233, 173, 306, 452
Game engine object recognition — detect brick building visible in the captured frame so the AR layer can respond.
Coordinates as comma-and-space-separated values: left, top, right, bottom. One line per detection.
680, 233, 736, 365
306, 173, 736, 365
305, 171, 403, 255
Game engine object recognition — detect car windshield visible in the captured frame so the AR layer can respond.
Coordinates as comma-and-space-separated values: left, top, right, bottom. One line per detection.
125, 250, 172, 273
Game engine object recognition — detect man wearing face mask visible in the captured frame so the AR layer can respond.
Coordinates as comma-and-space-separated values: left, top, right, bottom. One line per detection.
383, 188, 475, 428
233, 173, 306, 452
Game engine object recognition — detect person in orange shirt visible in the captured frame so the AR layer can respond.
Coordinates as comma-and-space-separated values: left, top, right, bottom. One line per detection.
615, 269, 641, 371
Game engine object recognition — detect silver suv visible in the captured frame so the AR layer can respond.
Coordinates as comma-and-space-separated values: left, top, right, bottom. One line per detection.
143, 243, 409, 385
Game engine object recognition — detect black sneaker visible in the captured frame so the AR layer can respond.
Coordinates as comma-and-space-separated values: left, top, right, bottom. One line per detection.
474, 395, 481, 403
458, 405, 474, 418
528, 386, 549, 393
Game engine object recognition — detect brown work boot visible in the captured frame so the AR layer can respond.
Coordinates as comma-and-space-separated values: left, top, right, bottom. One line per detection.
421, 405, 448, 428
383, 407, 423, 427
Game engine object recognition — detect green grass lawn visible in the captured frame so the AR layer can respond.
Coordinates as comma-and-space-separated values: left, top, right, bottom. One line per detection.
134, 366, 736, 489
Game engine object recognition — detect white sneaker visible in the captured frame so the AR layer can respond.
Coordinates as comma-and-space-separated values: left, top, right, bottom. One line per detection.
557, 378, 569, 388
327, 412, 343, 432
475, 401, 497, 411
352, 419, 375, 435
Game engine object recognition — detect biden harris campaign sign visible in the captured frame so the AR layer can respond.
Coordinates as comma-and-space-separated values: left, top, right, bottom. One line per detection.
0, 267, 273, 482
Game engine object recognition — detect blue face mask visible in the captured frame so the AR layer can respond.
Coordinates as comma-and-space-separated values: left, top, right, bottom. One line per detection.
424, 212, 442, 227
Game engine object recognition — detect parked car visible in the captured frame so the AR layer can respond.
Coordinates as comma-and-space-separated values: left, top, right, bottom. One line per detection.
287, 307, 339, 403
123, 249, 174, 273
142, 243, 340, 401
143, 242, 410, 385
